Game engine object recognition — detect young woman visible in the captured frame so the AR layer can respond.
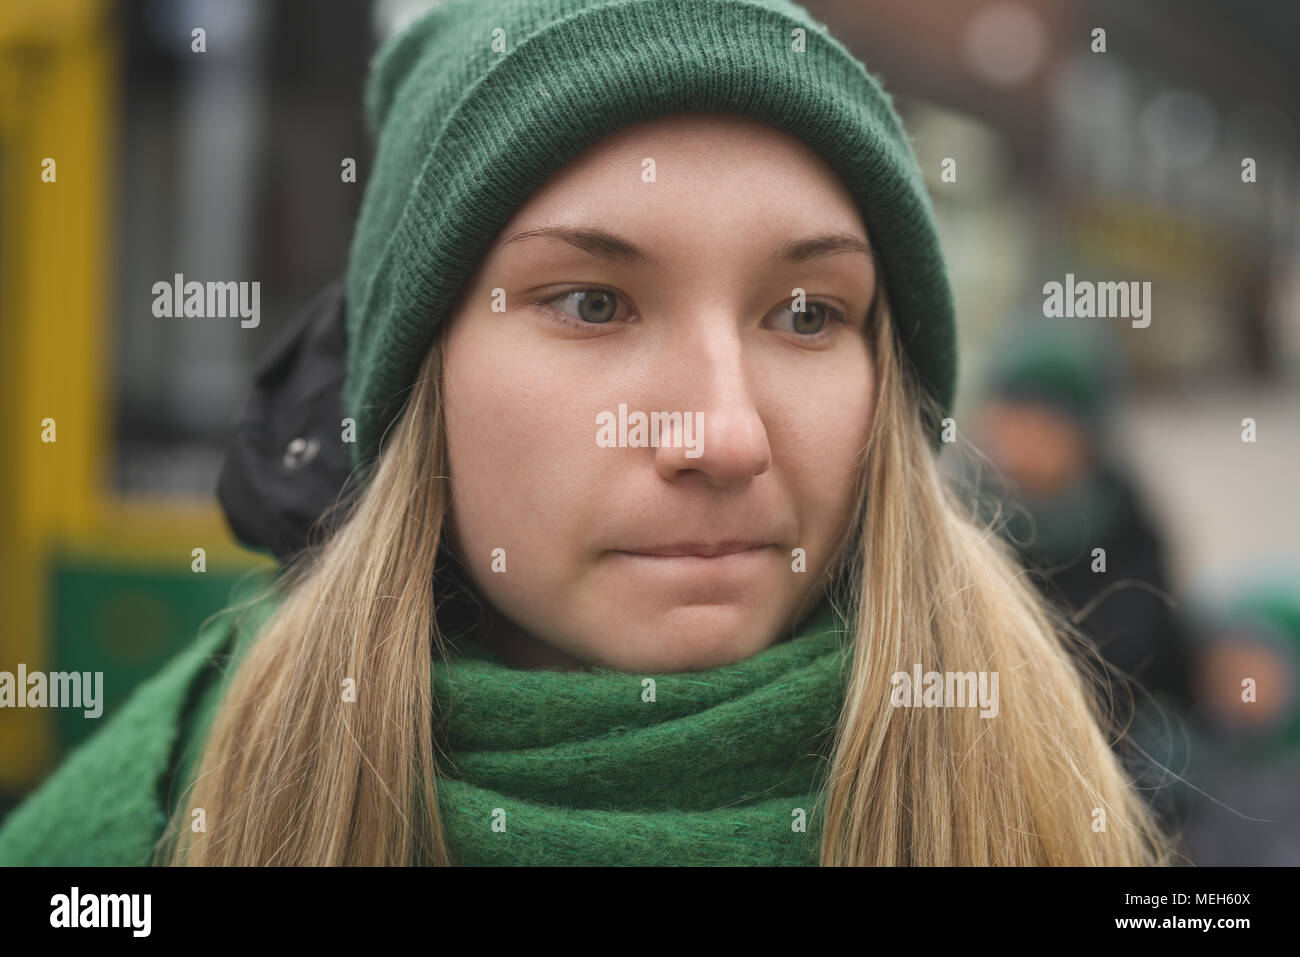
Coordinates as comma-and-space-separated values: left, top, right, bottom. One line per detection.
0, 0, 1175, 866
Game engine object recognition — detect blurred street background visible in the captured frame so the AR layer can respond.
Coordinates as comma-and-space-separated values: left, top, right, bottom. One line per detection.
1, 0, 1297, 863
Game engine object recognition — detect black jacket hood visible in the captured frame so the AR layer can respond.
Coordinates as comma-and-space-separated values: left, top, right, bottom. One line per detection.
217, 277, 361, 564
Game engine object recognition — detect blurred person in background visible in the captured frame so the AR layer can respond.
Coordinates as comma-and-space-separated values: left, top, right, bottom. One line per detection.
1179, 575, 1300, 865
965, 313, 1195, 836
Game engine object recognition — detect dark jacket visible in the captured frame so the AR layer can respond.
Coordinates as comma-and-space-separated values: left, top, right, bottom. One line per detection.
1008, 466, 1194, 712
214, 276, 359, 565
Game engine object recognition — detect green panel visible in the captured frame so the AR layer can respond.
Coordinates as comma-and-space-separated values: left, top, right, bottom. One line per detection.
48, 550, 254, 753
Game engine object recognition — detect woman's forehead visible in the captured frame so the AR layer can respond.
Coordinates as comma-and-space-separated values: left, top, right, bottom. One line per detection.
493, 114, 870, 243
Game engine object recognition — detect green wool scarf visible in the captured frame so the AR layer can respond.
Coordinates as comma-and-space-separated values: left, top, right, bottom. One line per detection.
431, 602, 854, 865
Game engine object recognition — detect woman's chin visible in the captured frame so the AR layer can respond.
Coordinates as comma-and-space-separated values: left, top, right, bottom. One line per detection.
569, 600, 787, 673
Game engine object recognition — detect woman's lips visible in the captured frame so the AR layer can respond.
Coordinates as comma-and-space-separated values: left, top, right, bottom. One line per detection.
613, 542, 773, 559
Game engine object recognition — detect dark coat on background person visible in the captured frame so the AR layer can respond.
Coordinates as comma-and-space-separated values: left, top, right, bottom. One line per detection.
1006, 465, 1194, 713
991, 462, 1194, 840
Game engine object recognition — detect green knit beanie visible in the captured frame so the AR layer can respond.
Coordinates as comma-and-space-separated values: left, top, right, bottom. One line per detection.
982, 309, 1125, 434
1201, 579, 1300, 756
343, 0, 956, 477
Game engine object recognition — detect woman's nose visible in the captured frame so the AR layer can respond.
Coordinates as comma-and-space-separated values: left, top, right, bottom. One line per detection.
652, 323, 772, 488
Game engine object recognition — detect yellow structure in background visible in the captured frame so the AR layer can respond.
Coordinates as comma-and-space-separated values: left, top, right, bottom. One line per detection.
0, 0, 265, 791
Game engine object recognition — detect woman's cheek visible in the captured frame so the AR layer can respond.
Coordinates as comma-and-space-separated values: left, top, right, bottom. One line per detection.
446, 350, 599, 582
786, 357, 873, 550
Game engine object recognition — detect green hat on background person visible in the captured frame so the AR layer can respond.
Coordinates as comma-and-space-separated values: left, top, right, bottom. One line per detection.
1191, 576, 1300, 759
1196, 574, 1300, 754
981, 308, 1126, 437
341, 0, 957, 480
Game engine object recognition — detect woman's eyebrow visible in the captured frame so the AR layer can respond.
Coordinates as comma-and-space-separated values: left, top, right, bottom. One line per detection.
499, 225, 872, 266
500, 226, 656, 265
774, 233, 873, 263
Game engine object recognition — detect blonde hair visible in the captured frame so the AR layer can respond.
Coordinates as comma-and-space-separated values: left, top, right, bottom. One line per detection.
162, 288, 1176, 865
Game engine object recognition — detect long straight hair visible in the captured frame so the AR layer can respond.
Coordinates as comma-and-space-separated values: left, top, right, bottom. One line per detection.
163, 288, 1175, 865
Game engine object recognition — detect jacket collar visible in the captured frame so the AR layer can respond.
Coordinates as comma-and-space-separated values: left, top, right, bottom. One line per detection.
217, 278, 358, 565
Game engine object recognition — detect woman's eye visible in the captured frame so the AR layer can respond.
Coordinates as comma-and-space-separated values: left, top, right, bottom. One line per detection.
543, 288, 623, 324
766, 300, 844, 337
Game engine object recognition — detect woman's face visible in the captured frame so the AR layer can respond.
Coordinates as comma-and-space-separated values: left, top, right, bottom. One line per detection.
442, 112, 877, 672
